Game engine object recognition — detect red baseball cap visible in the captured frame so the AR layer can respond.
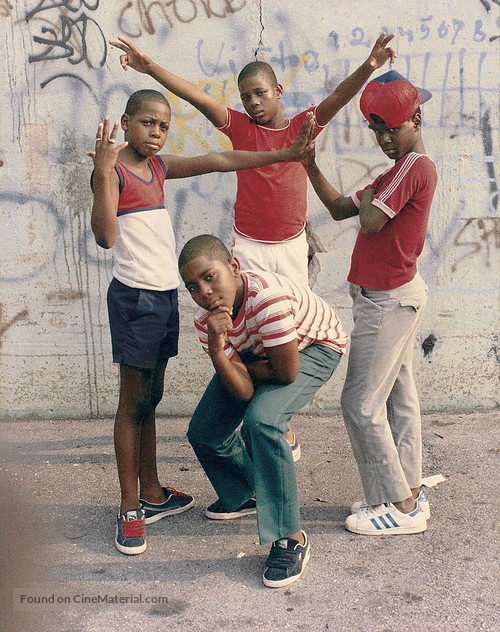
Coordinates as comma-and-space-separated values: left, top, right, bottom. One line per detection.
360, 70, 431, 128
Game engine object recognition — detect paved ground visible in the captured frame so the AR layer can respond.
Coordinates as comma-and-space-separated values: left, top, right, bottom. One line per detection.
1, 410, 499, 632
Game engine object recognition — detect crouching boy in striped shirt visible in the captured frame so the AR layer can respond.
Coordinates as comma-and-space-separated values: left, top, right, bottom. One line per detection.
178, 234, 347, 588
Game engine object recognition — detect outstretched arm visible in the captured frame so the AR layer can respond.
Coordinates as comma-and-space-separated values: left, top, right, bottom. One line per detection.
163, 112, 316, 179
302, 142, 358, 221
88, 117, 128, 248
315, 32, 397, 127
109, 37, 227, 128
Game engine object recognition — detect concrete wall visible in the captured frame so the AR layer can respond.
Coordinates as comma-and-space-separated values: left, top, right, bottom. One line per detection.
1, 0, 498, 420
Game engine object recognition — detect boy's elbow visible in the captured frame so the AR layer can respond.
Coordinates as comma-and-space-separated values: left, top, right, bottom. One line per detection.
95, 238, 113, 249
233, 382, 254, 402
360, 223, 380, 235
360, 218, 384, 235
91, 223, 115, 249
92, 229, 114, 249
240, 388, 254, 402
328, 206, 346, 222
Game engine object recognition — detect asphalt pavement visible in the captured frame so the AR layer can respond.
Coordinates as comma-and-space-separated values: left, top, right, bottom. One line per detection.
1, 410, 499, 632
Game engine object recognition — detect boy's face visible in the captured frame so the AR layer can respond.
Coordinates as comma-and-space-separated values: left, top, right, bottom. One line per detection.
121, 100, 171, 157
180, 255, 244, 313
238, 72, 283, 126
369, 114, 421, 161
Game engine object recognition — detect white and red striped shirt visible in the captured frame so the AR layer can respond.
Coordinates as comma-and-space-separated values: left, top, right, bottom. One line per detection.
194, 271, 348, 360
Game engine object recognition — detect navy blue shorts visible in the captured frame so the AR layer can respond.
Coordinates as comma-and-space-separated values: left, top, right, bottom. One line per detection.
107, 278, 179, 368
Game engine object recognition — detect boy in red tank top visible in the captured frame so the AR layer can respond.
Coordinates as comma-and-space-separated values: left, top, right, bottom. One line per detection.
88, 89, 314, 555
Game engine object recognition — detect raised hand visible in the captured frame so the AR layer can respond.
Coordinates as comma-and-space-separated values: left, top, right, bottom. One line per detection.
284, 111, 316, 162
109, 36, 153, 73
207, 306, 233, 354
367, 32, 397, 69
87, 116, 128, 168
300, 137, 317, 172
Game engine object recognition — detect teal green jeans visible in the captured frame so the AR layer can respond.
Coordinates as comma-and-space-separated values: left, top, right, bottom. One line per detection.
187, 344, 341, 544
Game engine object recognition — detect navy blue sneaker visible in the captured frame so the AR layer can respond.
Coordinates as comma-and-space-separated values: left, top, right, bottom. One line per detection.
140, 487, 194, 524
205, 497, 257, 520
115, 508, 146, 555
263, 530, 311, 588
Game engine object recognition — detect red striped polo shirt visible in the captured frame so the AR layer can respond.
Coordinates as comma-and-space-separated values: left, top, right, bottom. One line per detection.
194, 271, 348, 360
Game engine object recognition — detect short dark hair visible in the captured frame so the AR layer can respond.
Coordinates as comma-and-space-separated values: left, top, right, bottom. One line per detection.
178, 234, 231, 270
237, 61, 278, 87
124, 89, 171, 116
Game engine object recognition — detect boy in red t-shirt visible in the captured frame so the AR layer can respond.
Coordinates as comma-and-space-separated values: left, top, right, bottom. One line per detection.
303, 70, 438, 535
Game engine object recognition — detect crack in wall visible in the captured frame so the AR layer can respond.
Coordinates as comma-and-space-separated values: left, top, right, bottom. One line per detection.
254, 0, 265, 59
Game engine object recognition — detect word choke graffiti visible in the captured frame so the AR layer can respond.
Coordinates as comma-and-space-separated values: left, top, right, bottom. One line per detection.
118, 0, 247, 37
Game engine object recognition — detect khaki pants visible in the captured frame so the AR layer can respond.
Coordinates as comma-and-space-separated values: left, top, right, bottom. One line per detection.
341, 274, 428, 506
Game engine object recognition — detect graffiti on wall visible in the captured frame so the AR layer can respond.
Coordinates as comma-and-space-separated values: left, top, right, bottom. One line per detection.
1, 1, 499, 415
25, 0, 106, 67
10, 1, 499, 285
118, 0, 247, 37
16, 1, 500, 257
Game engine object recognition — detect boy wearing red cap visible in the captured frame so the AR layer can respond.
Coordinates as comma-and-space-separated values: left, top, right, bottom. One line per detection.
303, 70, 437, 535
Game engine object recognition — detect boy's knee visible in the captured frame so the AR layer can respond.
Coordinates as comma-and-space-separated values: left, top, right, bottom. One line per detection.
243, 413, 274, 438
186, 417, 203, 447
149, 386, 164, 410
340, 389, 348, 413
132, 399, 151, 425
340, 382, 356, 416
242, 412, 259, 434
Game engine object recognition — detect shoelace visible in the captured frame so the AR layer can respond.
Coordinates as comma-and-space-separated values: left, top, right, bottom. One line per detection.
165, 487, 189, 498
359, 503, 391, 516
122, 518, 145, 538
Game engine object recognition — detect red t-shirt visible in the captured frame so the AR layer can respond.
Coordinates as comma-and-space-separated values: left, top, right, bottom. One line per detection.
218, 107, 326, 242
348, 152, 438, 290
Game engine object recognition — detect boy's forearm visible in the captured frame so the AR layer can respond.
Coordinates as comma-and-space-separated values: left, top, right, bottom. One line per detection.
146, 60, 227, 127
315, 33, 396, 126
209, 349, 254, 401
91, 173, 118, 248
147, 60, 202, 101
216, 148, 295, 172
245, 360, 272, 383
316, 59, 375, 126
358, 188, 389, 234
306, 161, 358, 221
334, 59, 377, 105
245, 360, 292, 384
